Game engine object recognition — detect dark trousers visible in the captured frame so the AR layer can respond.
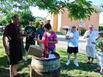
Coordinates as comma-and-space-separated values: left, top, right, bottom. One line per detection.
25, 39, 35, 51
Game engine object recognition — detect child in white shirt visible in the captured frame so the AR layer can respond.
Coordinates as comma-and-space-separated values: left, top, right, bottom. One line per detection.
96, 40, 103, 74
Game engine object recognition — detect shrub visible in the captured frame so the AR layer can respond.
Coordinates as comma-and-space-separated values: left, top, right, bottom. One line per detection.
56, 32, 63, 35
80, 28, 86, 36
99, 26, 103, 31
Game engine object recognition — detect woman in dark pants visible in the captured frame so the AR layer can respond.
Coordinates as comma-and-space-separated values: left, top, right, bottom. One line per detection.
3, 15, 23, 77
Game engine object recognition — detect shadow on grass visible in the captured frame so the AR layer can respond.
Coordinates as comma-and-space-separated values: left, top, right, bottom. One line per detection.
0, 55, 31, 77
0, 56, 10, 77
58, 49, 99, 77
61, 60, 97, 72
0, 67, 9, 77
18, 59, 31, 71
0, 48, 99, 77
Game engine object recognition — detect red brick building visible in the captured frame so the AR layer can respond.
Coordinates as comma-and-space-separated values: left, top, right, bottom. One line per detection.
46, 5, 101, 33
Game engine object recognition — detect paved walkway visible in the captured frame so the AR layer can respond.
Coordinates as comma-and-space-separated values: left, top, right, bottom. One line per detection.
57, 35, 86, 54
0, 35, 86, 54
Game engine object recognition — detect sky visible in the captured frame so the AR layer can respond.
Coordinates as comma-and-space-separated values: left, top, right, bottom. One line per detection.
30, 0, 103, 24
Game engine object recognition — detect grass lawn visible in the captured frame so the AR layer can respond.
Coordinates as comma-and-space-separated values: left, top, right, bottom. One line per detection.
0, 36, 103, 77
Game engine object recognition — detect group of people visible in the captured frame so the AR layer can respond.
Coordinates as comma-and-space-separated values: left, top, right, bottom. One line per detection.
65, 24, 103, 74
2, 15, 57, 77
2, 14, 103, 77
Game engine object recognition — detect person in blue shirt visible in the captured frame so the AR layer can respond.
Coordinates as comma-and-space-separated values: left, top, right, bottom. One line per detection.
66, 26, 79, 67
36, 21, 45, 40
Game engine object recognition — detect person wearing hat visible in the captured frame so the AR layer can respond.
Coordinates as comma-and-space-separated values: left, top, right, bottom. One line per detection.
84, 25, 98, 63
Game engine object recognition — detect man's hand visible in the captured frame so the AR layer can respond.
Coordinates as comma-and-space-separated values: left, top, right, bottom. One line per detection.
92, 42, 96, 44
87, 35, 90, 38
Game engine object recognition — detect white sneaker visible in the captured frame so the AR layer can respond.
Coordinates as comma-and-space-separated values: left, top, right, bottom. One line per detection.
74, 59, 79, 67
66, 59, 70, 65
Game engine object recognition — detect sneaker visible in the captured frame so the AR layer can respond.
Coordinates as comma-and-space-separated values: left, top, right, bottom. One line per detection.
74, 59, 79, 67
66, 59, 70, 65
100, 71, 103, 75
99, 69, 103, 75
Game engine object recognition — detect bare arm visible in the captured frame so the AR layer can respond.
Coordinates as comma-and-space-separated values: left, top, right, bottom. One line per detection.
2, 35, 9, 55
48, 40, 58, 44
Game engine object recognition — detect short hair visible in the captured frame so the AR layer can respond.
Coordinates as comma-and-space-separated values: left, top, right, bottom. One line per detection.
44, 23, 52, 30
12, 14, 19, 20
72, 26, 76, 28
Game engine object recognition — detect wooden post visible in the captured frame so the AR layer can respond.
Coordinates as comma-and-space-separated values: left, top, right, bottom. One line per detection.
52, 14, 58, 32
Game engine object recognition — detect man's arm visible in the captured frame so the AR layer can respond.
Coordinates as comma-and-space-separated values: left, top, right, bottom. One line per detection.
2, 35, 9, 55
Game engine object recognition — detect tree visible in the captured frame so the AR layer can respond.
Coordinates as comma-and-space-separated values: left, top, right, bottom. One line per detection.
0, 0, 95, 20
20, 10, 35, 27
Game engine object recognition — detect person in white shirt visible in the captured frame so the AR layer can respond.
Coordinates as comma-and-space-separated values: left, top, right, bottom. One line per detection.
95, 40, 103, 74
94, 32, 103, 73
66, 26, 79, 67
84, 25, 98, 63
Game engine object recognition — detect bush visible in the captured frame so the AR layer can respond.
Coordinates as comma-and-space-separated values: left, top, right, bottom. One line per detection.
80, 28, 86, 36
56, 32, 63, 35
99, 26, 103, 31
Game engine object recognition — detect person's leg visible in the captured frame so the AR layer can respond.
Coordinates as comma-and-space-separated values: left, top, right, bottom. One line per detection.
74, 54, 79, 67
66, 47, 72, 65
90, 57, 94, 63
9, 65, 13, 77
73, 47, 79, 67
67, 53, 71, 60
25, 39, 30, 51
10, 64, 17, 77
24, 39, 30, 61
100, 67, 103, 74
86, 45, 91, 63
66, 53, 71, 65
73, 47, 78, 59
74, 53, 77, 60
87, 56, 91, 62
90, 46, 96, 63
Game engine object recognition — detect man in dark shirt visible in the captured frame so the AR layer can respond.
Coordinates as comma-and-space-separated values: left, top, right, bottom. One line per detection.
36, 21, 45, 40
3, 14, 23, 77
24, 20, 36, 51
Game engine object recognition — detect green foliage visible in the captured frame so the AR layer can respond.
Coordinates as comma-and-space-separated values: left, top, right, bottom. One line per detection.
80, 28, 86, 35
20, 10, 35, 27
99, 26, 103, 31
34, 20, 40, 28
0, 10, 35, 27
0, 19, 7, 26
66, 0, 95, 20
56, 32, 63, 35
0, 0, 95, 20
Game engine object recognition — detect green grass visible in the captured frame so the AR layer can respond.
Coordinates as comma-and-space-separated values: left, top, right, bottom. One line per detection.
0, 36, 103, 77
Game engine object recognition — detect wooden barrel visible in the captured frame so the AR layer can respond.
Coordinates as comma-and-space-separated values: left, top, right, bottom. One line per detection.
30, 53, 60, 77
